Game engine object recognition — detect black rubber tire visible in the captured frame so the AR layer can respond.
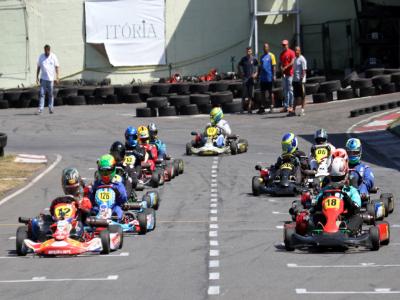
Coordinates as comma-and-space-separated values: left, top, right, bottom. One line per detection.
272, 88, 284, 102
21, 89, 39, 101
109, 225, 124, 249
360, 86, 376, 97
305, 83, 319, 95
369, 226, 380, 251
341, 71, 359, 88
16, 226, 28, 256
351, 78, 373, 89
94, 96, 105, 105
337, 88, 354, 100
105, 94, 119, 104
210, 92, 233, 105
147, 97, 168, 109
4, 90, 22, 102
0, 90, 4, 101
95, 86, 114, 97
177, 158, 184, 174
137, 212, 148, 235
78, 87, 95, 97
380, 193, 394, 214
136, 107, 152, 117
228, 81, 243, 97
189, 83, 210, 94
312, 93, 327, 103
384, 68, 400, 74
158, 106, 177, 116
145, 208, 156, 230
100, 229, 111, 254
0, 100, 9, 109
180, 104, 199, 115
133, 85, 151, 94
122, 93, 142, 103
186, 142, 192, 155
306, 76, 326, 84
151, 83, 171, 96
391, 73, 400, 84
68, 95, 87, 105
382, 83, 396, 94
252, 176, 261, 196
169, 95, 190, 107
365, 68, 384, 78
284, 224, 295, 251
139, 93, 151, 102
151, 170, 160, 188
54, 97, 64, 106
223, 100, 242, 113
170, 83, 190, 95
209, 81, 229, 92
0, 132, 7, 149
58, 87, 78, 98
350, 110, 359, 118
114, 85, 132, 96
379, 103, 389, 111
372, 75, 391, 87
190, 94, 210, 105
364, 107, 372, 114
379, 221, 390, 246
318, 80, 341, 93
198, 103, 212, 114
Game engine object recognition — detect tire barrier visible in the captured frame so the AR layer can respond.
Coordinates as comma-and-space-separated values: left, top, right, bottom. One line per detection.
0, 132, 7, 157
350, 101, 400, 118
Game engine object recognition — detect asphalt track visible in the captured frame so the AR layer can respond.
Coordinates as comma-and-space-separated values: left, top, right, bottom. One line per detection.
0, 93, 399, 300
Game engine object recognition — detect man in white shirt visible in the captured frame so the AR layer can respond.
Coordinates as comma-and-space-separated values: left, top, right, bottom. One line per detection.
291, 46, 307, 117
36, 45, 60, 114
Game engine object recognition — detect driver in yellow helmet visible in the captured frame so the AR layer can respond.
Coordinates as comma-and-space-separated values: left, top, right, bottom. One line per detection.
208, 107, 232, 147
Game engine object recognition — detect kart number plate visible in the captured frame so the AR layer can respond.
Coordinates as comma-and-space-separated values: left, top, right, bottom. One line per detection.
95, 188, 116, 205
323, 197, 340, 209
315, 148, 329, 162
124, 155, 135, 166
206, 127, 218, 137
281, 163, 293, 170
54, 204, 75, 219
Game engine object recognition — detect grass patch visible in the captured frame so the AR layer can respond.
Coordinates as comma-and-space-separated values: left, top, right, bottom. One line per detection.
0, 155, 46, 198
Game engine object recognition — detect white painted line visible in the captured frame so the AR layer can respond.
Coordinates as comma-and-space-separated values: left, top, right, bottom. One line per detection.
210, 203, 218, 208
212, 165, 218, 169
208, 286, 220, 295
211, 174, 218, 178
211, 179, 217, 183
15, 158, 47, 164
210, 224, 218, 229
209, 231, 218, 237
119, 252, 129, 256
210, 209, 218, 214
288, 263, 400, 268
210, 193, 218, 197
209, 260, 220, 268
347, 109, 400, 135
211, 170, 217, 174
295, 288, 400, 295
88, 167, 96, 171
210, 240, 219, 246
210, 249, 219, 256
211, 189, 218, 193
0, 178, 27, 181
276, 225, 284, 229
210, 216, 218, 222
268, 199, 277, 203
272, 211, 286, 215
17, 154, 46, 159
210, 198, 218, 202
0, 154, 62, 207
8, 236, 16, 240
391, 224, 400, 228
211, 183, 218, 187
209, 272, 220, 280
0, 275, 119, 283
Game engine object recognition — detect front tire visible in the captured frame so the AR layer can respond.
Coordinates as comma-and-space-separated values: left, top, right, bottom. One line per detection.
16, 226, 28, 256
100, 229, 111, 254
137, 212, 148, 235
284, 223, 295, 251
186, 143, 192, 156
369, 226, 380, 251
230, 141, 238, 155
252, 176, 261, 196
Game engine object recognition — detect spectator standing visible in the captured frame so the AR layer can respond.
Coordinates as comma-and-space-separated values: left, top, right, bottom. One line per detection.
279, 40, 295, 114
258, 43, 276, 114
36, 44, 60, 114
292, 46, 307, 116
238, 47, 258, 114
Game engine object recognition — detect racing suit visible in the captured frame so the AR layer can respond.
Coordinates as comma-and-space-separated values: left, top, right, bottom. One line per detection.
213, 119, 232, 147
125, 143, 146, 168
349, 162, 375, 197
309, 143, 336, 170
89, 179, 128, 219
150, 137, 167, 160
269, 150, 309, 184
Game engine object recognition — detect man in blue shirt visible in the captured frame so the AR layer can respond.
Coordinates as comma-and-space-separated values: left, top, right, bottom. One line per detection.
258, 43, 276, 114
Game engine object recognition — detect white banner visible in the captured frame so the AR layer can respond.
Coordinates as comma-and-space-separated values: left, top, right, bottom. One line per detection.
85, 0, 165, 66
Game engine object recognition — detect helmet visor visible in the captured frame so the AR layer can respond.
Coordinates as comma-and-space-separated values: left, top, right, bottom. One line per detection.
315, 137, 327, 144
347, 150, 360, 157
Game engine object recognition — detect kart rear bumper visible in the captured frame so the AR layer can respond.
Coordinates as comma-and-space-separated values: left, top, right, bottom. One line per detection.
190, 146, 228, 156
291, 232, 372, 249
261, 183, 301, 196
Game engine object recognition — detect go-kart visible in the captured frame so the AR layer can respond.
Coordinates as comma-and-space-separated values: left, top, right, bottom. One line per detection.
91, 185, 156, 235
16, 196, 122, 256
284, 189, 390, 251
349, 169, 395, 221
186, 126, 248, 156
252, 161, 305, 196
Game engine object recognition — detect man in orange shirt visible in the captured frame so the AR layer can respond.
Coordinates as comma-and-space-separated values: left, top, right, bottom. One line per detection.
279, 40, 295, 114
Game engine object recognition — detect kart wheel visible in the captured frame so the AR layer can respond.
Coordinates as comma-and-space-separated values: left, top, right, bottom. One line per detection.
178, 159, 184, 174
380, 193, 394, 214
100, 229, 111, 254
151, 170, 160, 188
16, 226, 28, 256
378, 221, 390, 246
369, 226, 380, 251
109, 225, 124, 249
144, 191, 160, 210
252, 176, 261, 196
366, 202, 377, 219
138, 212, 148, 235
186, 143, 192, 156
158, 170, 165, 186
167, 163, 175, 179
284, 224, 295, 251
238, 138, 248, 153
230, 141, 238, 155
173, 160, 180, 176
145, 208, 156, 230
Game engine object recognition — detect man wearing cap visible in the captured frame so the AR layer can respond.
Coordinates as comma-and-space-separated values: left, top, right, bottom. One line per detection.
279, 40, 295, 114
36, 44, 60, 114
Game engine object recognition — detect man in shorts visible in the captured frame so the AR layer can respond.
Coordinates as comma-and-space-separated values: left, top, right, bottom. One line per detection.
258, 43, 276, 114
291, 46, 307, 116
238, 47, 258, 114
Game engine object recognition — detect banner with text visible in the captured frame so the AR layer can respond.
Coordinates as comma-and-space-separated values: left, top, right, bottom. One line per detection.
85, 0, 165, 66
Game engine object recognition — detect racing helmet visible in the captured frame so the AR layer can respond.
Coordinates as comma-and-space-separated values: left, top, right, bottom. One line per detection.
210, 107, 223, 126
281, 132, 298, 155
345, 138, 362, 165
97, 154, 116, 184
125, 126, 138, 148
314, 128, 328, 145
332, 148, 348, 164
148, 123, 158, 139
61, 168, 82, 196
138, 125, 150, 144
110, 141, 126, 163
328, 157, 348, 183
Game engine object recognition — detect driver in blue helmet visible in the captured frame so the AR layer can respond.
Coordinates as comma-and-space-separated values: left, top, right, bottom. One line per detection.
346, 138, 375, 199
124, 126, 145, 168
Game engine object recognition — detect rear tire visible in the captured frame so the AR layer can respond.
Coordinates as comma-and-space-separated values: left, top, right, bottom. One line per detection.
178, 159, 184, 174
381, 193, 394, 214
151, 170, 160, 188
145, 208, 156, 230
173, 160, 180, 176
186, 143, 192, 156
230, 141, 238, 155
252, 176, 261, 196
379, 221, 390, 246
138, 212, 147, 235
109, 225, 123, 249
284, 224, 295, 251
369, 226, 380, 251
16, 226, 28, 256
100, 229, 111, 254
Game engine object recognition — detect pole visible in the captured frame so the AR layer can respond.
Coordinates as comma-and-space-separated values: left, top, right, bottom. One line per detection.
254, 0, 258, 56
296, 0, 301, 46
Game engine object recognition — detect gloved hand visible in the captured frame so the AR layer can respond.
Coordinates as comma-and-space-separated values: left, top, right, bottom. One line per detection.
255, 165, 262, 171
